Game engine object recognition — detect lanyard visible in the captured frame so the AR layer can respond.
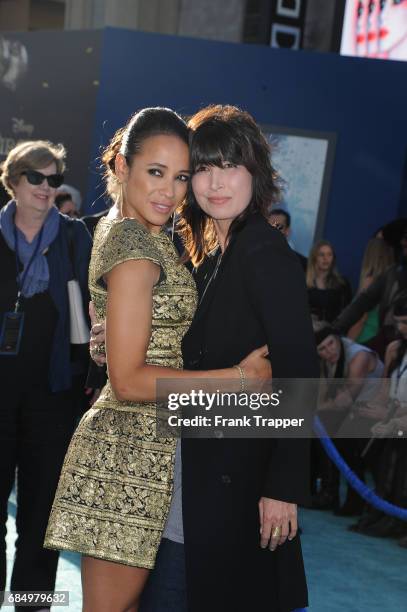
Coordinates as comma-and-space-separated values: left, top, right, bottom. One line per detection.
14, 224, 44, 312
393, 358, 407, 397
397, 363, 407, 380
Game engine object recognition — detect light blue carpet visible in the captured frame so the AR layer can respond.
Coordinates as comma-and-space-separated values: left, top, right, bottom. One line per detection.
6, 496, 407, 611
301, 509, 407, 612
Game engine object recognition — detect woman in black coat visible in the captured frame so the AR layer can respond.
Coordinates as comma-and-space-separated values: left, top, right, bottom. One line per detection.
178, 105, 319, 612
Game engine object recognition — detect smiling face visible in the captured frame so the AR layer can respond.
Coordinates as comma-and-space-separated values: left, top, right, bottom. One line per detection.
12, 161, 58, 216
317, 334, 341, 364
116, 134, 190, 233
191, 161, 253, 224
315, 244, 334, 273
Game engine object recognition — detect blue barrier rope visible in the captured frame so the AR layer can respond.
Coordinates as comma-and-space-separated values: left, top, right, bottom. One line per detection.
313, 415, 407, 521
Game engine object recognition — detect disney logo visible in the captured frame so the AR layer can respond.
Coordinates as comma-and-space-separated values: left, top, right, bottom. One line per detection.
12, 118, 34, 136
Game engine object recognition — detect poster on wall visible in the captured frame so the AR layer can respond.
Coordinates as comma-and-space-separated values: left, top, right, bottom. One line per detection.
262, 126, 336, 257
340, 0, 407, 60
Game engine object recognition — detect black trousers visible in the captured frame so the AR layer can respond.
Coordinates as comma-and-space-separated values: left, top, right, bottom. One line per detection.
139, 539, 187, 612
0, 385, 77, 611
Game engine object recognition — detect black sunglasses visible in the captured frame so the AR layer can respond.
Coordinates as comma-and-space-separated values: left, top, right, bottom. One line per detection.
22, 170, 64, 189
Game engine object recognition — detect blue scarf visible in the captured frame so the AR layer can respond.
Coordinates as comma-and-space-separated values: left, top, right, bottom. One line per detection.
0, 200, 60, 297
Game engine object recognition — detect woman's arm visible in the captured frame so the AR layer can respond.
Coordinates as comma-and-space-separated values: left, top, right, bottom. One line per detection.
383, 340, 400, 378
347, 276, 372, 340
347, 314, 368, 341
334, 271, 387, 333
106, 259, 270, 402
342, 276, 353, 308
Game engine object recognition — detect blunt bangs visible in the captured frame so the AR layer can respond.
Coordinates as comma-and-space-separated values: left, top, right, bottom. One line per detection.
190, 122, 250, 173
180, 104, 281, 266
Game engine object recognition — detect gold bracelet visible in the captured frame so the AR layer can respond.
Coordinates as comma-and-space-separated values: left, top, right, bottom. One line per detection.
233, 365, 246, 393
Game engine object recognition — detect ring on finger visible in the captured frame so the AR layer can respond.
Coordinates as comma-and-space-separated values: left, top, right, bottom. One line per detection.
272, 526, 282, 538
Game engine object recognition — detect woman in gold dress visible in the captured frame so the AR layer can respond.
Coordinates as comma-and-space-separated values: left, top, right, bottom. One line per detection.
44, 107, 270, 612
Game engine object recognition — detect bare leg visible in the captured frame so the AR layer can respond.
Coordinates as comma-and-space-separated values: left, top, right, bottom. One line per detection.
81, 556, 149, 612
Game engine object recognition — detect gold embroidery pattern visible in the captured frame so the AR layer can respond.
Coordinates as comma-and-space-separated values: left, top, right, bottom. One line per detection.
45, 218, 197, 568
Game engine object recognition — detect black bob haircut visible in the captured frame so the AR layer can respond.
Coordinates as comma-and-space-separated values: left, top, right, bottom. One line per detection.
179, 105, 281, 266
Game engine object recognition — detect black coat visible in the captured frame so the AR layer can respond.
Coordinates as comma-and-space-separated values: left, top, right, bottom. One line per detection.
308, 279, 352, 323
181, 213, 319, 612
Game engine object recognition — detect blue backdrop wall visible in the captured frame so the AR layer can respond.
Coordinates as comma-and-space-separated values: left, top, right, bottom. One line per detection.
86, 27, 407, 286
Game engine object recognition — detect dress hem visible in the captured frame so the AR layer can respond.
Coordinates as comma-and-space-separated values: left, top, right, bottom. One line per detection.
43, 540, 155, 569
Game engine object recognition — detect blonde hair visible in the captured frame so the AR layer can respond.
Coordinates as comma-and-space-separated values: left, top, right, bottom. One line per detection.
306, 240, 345, 289
358, 238, 394, 291
0, 140, 66, 197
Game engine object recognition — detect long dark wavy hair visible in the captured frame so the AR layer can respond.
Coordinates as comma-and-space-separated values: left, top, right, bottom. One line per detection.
178, 105, 281, 266
388, 292, 407, 376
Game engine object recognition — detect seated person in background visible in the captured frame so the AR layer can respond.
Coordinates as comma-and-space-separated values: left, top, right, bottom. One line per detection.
312, 324, 383, 515
352, 294, 407, 541
335, 226, 407, 359
307, 240, 352, 323
267, 207, 307, 271
359, 292, 407, 430
55, 192, 79, 218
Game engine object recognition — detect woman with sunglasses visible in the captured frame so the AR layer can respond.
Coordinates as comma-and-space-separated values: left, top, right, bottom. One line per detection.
0, 140, 92, 610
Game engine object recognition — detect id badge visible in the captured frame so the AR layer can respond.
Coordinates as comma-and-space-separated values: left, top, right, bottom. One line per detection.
0, 311, 25, 355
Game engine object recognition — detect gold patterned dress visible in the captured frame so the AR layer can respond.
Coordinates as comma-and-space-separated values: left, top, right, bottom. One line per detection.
44, 217, 197, 568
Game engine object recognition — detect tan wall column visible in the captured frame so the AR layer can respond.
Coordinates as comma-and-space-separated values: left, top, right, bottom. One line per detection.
0, 0, 30, 31
178, 0, 246, 42
65, 0, 181, 34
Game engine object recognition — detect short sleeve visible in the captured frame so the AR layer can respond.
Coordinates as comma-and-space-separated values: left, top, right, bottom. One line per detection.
94, 218, 165, 288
